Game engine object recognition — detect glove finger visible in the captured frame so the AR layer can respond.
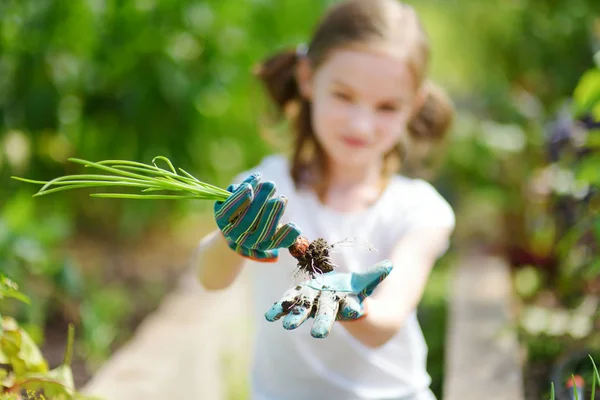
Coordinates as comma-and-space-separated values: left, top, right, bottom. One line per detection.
338, 295, 365, 320
265, 286, 302, 322
311, 291, 340, 339
225, 173, 261, 194
282, 299, 314, 330
239, 173, 262, 190
259, 222, 302, 251
238, 195, 287, 248
230, 181, 276, 239
352, 260, 393, 301
214, 182, 254, 229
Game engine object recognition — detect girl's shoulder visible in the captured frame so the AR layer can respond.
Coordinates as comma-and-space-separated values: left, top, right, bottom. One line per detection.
232, 154, 290, 183
389, 174, 448, 203
385, 174, 455, 231
231, 154, 294, 195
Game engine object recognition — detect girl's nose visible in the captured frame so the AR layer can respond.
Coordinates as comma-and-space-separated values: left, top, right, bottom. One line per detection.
349, 107, 375, 137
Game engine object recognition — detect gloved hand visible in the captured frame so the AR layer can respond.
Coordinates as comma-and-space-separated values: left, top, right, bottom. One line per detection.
214, 173, 302, 262
265, 261, 393, 338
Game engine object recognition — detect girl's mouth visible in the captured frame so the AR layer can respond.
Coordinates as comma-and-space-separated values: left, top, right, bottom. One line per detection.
341, 136, 370, 148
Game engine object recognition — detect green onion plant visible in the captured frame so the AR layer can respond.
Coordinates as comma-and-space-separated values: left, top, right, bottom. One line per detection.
12, 156, 231, 201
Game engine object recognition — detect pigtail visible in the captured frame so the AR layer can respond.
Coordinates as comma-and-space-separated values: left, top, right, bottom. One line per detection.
253, 47, 324, 191
399, 81, 455, 178
408, 80, 454, 141
253, 49, 303, 112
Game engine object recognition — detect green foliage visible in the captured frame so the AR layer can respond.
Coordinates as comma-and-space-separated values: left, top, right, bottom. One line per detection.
408, 0, 600, 122
0, 0, 333, 377
2, 0, 600, 395
0, 276, 30, 306
515, 63, 600, 397
0, 276, 99, 400
77, 284, 133, 369
0, 195, 79, 343
546, 63, 600, 301
574, 67, 600, 120
418, 254, 454, 399
0, 0, 332, 198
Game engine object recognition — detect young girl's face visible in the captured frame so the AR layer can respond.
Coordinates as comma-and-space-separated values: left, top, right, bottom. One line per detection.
300, 47, 418, 170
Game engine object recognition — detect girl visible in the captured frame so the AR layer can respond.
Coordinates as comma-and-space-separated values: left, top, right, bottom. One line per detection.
194, 0, 455, 399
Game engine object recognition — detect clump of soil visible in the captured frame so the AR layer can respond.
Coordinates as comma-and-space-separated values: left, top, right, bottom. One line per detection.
282, 297, 314, 314
288, 236, 337, 277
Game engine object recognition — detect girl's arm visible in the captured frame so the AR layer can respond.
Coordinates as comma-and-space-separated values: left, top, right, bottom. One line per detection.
339, 226, 453, 348
194, 228, 247, 291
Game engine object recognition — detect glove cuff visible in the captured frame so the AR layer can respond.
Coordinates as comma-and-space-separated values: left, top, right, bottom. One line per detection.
354, 298, 369, 321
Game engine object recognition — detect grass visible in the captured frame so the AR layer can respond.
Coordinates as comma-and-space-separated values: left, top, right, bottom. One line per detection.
550, 356, 600, 400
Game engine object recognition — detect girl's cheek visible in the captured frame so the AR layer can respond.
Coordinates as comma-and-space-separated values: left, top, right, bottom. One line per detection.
377, 115, 407, 144
378, 114, 402, 132
320, 100, 349, 126
313, 101, 339, 138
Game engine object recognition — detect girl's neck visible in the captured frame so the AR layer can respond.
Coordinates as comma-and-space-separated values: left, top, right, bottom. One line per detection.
325, 161, 382, 189
313, 160, 389, 213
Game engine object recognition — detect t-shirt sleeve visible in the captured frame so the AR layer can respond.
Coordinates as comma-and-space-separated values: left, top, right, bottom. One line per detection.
402, 180, 455, 232
392, 180, 455, 258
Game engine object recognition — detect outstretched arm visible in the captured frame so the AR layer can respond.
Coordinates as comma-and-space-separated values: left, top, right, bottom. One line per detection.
195, 227, 247, 291
340, 226, 453, 348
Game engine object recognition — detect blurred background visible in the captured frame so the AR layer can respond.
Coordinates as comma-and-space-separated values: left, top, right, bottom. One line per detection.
1, 0, 600, 399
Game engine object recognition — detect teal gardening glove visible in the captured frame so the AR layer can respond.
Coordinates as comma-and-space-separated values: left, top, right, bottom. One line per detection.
265, 261, 393, 338
214, 173, 302, 262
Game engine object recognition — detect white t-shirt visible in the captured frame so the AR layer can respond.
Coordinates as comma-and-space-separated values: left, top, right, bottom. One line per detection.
231, 154, 455, 400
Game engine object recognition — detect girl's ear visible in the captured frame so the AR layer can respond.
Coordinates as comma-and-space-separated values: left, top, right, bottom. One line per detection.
295, 57, 313, 100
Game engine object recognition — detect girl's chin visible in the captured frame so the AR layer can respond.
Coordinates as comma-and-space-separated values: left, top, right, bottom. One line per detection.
328, 153, 377, 169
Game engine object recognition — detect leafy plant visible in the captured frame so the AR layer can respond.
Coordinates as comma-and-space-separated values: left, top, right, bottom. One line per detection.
0, 275, 99, 400
0, 276, 30, 306
538, 62, 600, 302
517, 61, 600, 399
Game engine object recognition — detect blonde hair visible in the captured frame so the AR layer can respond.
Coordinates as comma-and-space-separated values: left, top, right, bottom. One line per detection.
254, 0, 454, 188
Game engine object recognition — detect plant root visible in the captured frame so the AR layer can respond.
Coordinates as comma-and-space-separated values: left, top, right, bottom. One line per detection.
288, 236, 337, 278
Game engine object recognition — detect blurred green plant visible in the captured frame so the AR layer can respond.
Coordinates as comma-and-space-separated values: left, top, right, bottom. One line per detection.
0, 191, 144, 379
0, 192, 80, 344
514, 61, 600, 399
0, 0, 334, 234
418, 253, 454, 399
0, 275, 100, 400
1, 0, 332, 378
528, 61, 600, 300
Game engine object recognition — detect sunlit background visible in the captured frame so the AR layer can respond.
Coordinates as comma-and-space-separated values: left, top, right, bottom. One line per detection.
1, 1, 600, 399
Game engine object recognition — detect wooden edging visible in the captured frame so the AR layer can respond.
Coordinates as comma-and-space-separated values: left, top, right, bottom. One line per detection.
443, 251, 525, 400
81, 269, 253, 400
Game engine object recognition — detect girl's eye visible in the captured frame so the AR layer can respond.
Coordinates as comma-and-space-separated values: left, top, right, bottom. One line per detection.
378, 104, 400, 112
333, 91, 351, 101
